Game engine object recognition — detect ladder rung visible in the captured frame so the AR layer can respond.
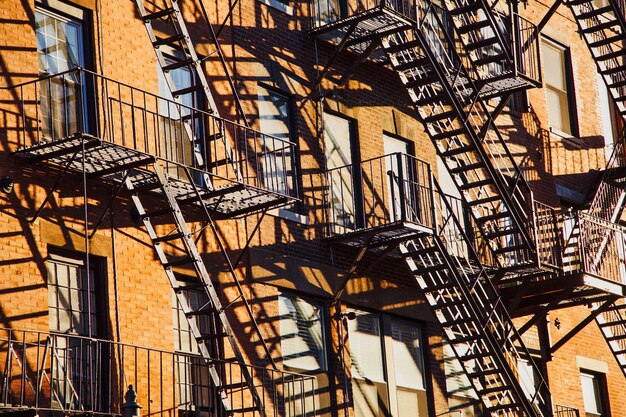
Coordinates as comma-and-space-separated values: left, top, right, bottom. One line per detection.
423, 110, 456, 124
597, 48, 626, 61
153, 232, 186, 243
172, 84, 202, 97
197, 332, 228, 341
142, 7, 175, 21
164, 257, 196, 268
605, 334, 626, 342
162, 59, 194, 71
152, 34, 185, 47
140, 207, 174, 219
484, 228, 518, 239
481, 385, 509, 395
600, 319, 626, 327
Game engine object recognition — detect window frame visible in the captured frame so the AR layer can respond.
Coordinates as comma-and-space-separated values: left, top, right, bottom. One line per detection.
580, 370, 611, 417
277, 292, 328, 372
345, 306, 431, 417
257, 84, 302, 205
541, 36, 579, 138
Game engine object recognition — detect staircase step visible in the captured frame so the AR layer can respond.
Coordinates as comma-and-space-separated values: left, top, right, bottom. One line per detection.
601, 65, 626, 76
152, 34, 185, 47
462, 351, 490, 361
419, 263, 448, 275
131, 180, 162, 193
493, 244, 527, 255
423, 110, 456, 124
457, 19, 491, 34
599, 319, 626, 327
468, 195, 502, 206
581, 18, 618, 33
451, 334, 479, 345
609, 78, 626, 89
479, 211, 511, 222
395, 57, 430, 71
435, 298, 466, 309
487, 403, 518, 412
414, 91, 447, 106
441, 145, 474, 157
403, 245, 439, 258
442, 317, 474, 328
459, 178, 493, 190
142, 7, 175, 21
481, 385, 510, 395
605, 334, 626, 342
474, 52, 508, 66
432, 127, 466, 140
153, 232, 186, 243
590, 34, 622, 48
484, 228, 519, 239
385, 39, 422, 54
450, 162, 484, 174
466, 37, 499, 52
577, 5, 613, 20
449, 2, 481, 16
597, 48, 626, 62
406, 73, 439, 88
423, 281, 456, 292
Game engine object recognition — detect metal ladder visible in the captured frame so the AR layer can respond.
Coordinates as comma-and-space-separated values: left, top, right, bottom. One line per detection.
381, 3, 536, 269
134, 0, 243, 183
400, 177, 550, 417
126, 163, 265, 416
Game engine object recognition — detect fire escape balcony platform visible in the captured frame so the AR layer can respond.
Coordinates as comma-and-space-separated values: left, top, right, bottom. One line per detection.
328, 220, 433, 249
13, 135, 293, 218
309, 6, 414, 61
500, 271, 626, 317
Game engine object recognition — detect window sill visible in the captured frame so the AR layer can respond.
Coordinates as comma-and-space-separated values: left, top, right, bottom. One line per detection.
549, 127, 583, 148
268, 207, 309, 224
258, 0, 294, 16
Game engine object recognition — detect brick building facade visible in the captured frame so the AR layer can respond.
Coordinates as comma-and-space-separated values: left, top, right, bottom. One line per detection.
0, 0, 625, 416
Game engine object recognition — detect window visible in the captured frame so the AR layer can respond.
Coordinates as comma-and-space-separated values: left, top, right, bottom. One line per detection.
324, 111, 359, 231
157, 60, 199, 180
47, 251, 104, 410
580, 371, 610, 417
172, 287, 218, 417
258, 86, 297, 198
278, 293, 326, 371
347, 309, 428, 417
383, 134, 413, 222
597, 74, 622, 162
541, 38, 577, 136
36, 5, 88, 140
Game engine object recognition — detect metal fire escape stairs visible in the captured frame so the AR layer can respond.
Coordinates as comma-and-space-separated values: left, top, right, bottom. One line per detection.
314, 1, 550, 413
401, 178, 551, 417
381, 2, 539, 274
564, 0, 626, 378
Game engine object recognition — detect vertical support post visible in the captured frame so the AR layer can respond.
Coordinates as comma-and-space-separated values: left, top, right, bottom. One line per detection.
397, 152, 406, 222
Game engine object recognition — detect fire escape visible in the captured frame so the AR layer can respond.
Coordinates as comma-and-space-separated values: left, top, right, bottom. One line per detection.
311, 0, 626, 414
3, 1, 313, 416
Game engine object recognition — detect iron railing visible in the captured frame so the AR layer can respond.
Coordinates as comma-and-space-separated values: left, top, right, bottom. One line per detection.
0, 329, 316, 417
534, 201, 563, 270
579, 212, 626, 285
309, 0, 416, 29
512, 12, 542, 85
588, 133, 626, 223
554, 404, 580, 417
4, 68, 297, 199
324, 152, 433, 236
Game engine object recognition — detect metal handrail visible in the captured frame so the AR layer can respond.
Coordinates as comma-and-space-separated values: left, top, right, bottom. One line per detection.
554, 404, 580, 417
0, 328, 316, 417
4, 67, 298, 199
324, 152, 433, 236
